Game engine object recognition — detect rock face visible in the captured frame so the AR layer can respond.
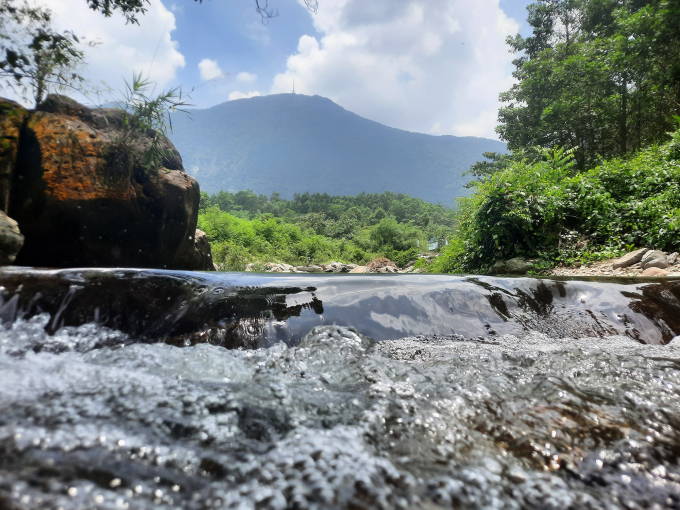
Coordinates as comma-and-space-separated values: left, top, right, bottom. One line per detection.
612, 248, 649, 269
0, 211, 23, 265
491, 257, 536, 275
1, 94, 211, 270
179, 229, 216, 271
641, 250, 669, 270
0, 99, 27, 213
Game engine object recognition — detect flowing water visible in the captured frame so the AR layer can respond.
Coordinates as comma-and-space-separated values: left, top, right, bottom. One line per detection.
1, 269, 680, 510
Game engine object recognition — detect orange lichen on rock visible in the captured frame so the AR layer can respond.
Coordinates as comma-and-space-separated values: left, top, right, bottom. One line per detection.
26, 113, 135, 203
0, 99, 27, 211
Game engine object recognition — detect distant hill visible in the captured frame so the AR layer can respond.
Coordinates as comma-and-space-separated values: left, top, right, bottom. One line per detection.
168, 94, 506, 206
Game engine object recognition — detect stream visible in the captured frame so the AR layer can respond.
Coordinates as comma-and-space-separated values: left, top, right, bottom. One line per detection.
1, 268, 680, 509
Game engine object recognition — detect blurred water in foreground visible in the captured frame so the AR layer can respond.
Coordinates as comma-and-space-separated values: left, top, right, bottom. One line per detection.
1, 269, 680, 509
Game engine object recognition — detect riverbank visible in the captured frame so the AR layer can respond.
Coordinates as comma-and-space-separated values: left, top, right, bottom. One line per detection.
548, 249, 680, 277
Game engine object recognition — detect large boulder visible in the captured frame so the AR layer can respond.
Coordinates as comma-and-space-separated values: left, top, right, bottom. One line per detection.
0, 99, 28, 213
4, 94, 211, 270
0, 211, 23, 264
491, 257, 536, 275
178, 229, 216, 271
641, 250, 669, 270
612, 248, 649, 269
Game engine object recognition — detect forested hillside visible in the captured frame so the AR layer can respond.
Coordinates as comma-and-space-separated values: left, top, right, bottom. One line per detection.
199, 190, 454, 270
432, 0, 680, 274
168, 94, 506, 206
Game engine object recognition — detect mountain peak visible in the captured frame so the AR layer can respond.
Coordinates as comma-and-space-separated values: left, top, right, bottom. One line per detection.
168, 94, 505, 205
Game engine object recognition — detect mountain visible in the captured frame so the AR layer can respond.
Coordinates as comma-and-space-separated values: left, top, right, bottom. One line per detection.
167, 94, 506, 205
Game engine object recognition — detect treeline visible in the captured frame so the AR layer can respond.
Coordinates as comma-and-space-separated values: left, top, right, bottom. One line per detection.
499, 0, 680, 170
434, 0, 680, 274
199, 190, 455, 240
198, 190, 454, 270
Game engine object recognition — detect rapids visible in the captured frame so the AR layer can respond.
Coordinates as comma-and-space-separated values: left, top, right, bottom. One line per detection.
1, 269, 680, 509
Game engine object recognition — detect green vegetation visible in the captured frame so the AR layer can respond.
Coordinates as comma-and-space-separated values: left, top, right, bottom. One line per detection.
432, 0, 680, 275
110, 73, 191, 175
499, 0, 680, 169
198, 191, 454, 270
431, 135, 680, 273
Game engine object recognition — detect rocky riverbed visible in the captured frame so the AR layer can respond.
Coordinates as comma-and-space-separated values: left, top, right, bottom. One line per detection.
549, 248, 680, 277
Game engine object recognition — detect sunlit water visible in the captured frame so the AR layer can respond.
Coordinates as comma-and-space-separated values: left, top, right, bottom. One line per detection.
2, 312, 680, 509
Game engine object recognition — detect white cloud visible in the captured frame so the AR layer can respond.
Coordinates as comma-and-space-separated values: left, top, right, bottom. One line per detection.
228, 91, 262, 100
38, 0, 185, 105
244, 21, 271, 45
272, 0, 519, 139
236, 72, 258, 83
198, 59, 224, 82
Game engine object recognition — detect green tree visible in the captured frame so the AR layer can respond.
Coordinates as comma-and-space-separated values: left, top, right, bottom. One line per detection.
498, 0, 680, 169
0, 0, 86, 105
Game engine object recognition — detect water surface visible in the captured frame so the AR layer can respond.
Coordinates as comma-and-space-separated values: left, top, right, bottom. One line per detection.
1, 269, 680, 509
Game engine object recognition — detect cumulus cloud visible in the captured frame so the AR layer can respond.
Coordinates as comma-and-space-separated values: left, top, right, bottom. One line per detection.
39, 0, 184, 104
237, 72, 258, 83
198, 59, 224, 81
271, 0, 519, 138
229, 91, 262, 100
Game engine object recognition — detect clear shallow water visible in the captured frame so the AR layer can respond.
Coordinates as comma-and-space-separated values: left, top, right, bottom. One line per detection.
1, 269, 679, 347
2, 313, 680, 509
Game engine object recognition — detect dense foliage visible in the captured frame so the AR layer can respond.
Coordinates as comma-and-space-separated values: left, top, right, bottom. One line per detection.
432, 128, 680, 273
434, 0, 680, 275
198, 191, 454, 270
499, 0, 680, 170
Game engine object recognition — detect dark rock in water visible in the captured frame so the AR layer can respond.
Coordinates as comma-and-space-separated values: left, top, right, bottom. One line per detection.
491, 257, 537, 274
0, 269, 678, 349
182, 229, 216, 271
0, 94, 209, 270
0, 211, 23, 264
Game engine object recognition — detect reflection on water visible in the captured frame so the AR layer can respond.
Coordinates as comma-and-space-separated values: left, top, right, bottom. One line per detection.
0, 268, 678, 347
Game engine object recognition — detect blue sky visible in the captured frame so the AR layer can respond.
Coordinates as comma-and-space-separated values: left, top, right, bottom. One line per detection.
42, 0, 534, 139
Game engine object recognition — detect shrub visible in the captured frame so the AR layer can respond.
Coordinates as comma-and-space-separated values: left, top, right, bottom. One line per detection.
442, 137, 680, 273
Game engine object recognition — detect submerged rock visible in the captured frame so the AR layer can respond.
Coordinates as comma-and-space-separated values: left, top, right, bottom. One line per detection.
1, 94, 209, 270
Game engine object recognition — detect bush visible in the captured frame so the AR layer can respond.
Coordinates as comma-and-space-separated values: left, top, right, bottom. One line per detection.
369, 217, 418, 252
441, 137, 680, 273
385, 248, 419, 268
212, 242, 250, 271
